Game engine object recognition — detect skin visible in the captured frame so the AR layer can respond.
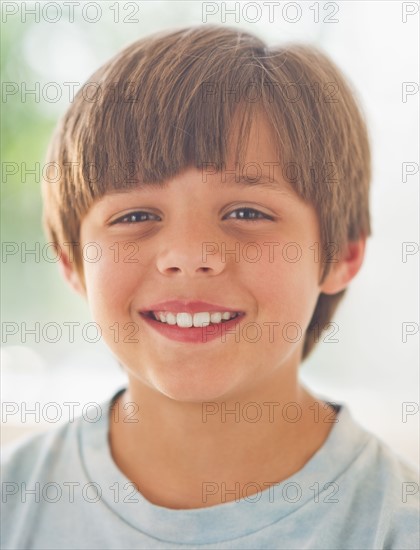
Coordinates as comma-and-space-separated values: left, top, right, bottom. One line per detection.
60, 115, 366, 509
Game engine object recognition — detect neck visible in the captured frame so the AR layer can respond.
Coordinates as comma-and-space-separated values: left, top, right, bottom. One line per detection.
108, 369, 337, 509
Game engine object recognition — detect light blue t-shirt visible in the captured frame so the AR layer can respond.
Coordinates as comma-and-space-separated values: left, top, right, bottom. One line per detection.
1, 387, 419, 549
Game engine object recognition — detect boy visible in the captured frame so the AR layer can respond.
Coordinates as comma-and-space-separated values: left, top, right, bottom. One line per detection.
2, 25, 419, 549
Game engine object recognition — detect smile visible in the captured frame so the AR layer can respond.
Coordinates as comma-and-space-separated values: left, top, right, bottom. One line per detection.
139, 311, 246, 343
145, 310, 241, 327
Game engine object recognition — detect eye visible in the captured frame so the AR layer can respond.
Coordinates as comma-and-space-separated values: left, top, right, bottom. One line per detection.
225, 207, 273, 222
112, 211, 160, 224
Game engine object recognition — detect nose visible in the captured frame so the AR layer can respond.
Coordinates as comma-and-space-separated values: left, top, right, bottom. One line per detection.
155, 218, 227, 278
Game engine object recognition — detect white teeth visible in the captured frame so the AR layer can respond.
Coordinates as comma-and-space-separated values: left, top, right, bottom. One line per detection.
193, 312, 210, 327
166, 312, 177, 325
177, 313, 193, 328
210, 312, 222, 324
150, 311, 239, 327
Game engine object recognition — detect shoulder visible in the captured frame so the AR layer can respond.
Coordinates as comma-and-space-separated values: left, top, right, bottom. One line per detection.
1, 389, 125, 492
1, 391, 122, 483
1, 419, 80, 484
337, 413, 419, 550
1, 421, 81, 548
0, 392, 123, 550
372, 441, 419, 549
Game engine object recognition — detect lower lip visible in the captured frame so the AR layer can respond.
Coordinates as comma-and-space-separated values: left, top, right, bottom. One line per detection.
139, 313, 246, 343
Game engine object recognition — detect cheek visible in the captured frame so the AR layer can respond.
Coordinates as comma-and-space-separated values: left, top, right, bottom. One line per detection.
82, 245, 143, 322
244, 244, 320, 327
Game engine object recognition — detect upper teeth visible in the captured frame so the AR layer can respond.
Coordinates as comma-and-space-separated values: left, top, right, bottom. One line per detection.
150, 311, 239, 327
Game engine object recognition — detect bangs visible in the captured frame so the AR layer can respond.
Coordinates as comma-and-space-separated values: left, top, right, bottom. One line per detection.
56, 26, 282, 214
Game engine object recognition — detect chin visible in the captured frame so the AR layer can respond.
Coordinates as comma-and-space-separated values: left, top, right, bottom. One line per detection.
150, 366, 243, 404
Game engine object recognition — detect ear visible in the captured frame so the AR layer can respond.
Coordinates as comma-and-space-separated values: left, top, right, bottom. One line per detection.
320, 237, 366, 295
58, 249, 86, 297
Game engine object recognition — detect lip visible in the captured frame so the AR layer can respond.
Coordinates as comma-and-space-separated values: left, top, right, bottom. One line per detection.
139, 311, 246, 344
140, 300, 245, 315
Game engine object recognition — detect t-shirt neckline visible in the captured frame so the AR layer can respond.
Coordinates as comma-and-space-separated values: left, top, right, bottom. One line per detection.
78, 386, 369, 545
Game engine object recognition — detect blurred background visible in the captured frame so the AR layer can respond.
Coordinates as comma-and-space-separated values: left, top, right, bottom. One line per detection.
1, 1, 419, 465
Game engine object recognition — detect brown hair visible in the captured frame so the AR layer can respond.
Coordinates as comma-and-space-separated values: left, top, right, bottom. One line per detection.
42, 25, 371, 359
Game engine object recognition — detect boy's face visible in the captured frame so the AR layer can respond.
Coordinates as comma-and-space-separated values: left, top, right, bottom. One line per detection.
72, 116, 353, 402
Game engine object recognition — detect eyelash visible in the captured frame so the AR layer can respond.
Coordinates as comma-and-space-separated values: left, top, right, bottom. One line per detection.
113, 208, 273, 225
